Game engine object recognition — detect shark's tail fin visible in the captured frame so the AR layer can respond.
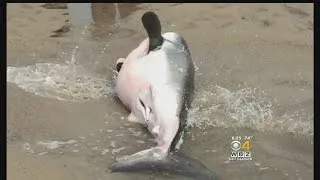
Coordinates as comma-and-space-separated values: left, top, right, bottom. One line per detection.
109, 147, 218, 180
141, 12, 164, 52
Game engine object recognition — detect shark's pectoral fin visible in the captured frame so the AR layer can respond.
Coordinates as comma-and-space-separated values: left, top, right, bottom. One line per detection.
128, 113, 138, 122
128, 113, 146, 125
151, 125, 160, 136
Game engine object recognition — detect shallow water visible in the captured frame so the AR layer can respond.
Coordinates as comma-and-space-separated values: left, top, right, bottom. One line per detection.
7, 3, 313, 180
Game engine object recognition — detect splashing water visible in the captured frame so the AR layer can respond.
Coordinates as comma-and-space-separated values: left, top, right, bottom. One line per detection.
277, 109, 313, 135
187, 85, 273, 129
214, 86, 273, 129
187, 84, 313, 136
7, 62, 113, 102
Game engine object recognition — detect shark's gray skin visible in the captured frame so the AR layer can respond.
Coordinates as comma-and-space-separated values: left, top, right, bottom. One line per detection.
112, 12, 217, 180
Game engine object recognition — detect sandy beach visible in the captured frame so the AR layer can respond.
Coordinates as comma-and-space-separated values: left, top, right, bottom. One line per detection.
7, 3, 313, 180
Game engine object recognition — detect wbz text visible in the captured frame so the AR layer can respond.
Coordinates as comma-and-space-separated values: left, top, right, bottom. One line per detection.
229, 151, 252, 161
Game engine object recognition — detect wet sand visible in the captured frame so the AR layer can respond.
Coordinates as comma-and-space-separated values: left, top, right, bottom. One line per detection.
7, 3, 313, 180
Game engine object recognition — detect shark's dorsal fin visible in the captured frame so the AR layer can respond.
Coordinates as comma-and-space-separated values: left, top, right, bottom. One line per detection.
141, 12, 164, 53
